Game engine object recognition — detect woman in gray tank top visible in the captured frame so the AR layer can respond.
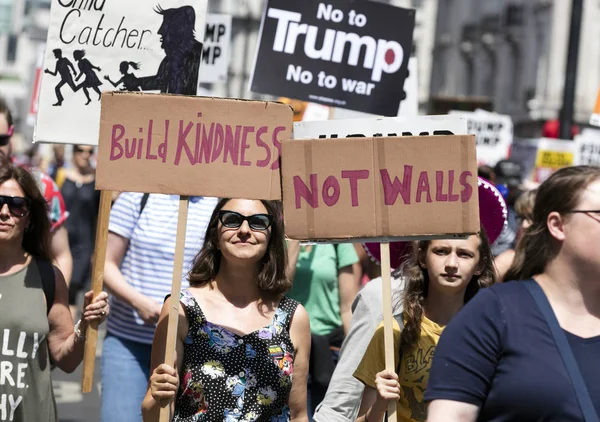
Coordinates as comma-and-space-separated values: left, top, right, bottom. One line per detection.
0, 158, 110, 422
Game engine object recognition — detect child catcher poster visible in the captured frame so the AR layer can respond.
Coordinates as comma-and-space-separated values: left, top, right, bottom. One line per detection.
35, 0, 207, 145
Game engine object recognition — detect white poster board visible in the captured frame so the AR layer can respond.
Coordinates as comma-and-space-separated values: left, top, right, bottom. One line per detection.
575, 128, 600, 166
35, 0, 207, 146
293, 115, 467, 139
198, 13, 231, 84
448, 110, 513, 166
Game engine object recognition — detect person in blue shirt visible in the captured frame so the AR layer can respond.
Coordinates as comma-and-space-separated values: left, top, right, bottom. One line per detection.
426, 166, 600, 421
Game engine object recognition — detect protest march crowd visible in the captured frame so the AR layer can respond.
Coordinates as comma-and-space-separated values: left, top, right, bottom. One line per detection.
2, 0, 600, 421
1, 92, 600, 422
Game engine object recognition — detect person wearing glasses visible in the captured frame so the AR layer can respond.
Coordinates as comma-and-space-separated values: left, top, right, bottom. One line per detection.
494, 188, 537, 281
101, 192, 217, 422
142, 198, 310, 421
426, 166, 600, 421
0, 96, 73, 291
61, 145, 100, 318
0, 157, 109, 422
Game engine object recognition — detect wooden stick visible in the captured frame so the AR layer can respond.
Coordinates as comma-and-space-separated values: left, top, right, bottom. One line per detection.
380, 242, 397, 422
82, 190, 113, 393
159, 196, 190, 422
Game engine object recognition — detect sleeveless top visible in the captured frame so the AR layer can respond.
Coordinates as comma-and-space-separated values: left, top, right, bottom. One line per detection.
0, 258, 57, 422
173, 289, 299, 422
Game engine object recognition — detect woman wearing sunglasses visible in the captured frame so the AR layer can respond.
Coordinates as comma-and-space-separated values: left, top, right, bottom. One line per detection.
142, 198, 310, 421
426, 166, 600, 421
0, 159, 109, 422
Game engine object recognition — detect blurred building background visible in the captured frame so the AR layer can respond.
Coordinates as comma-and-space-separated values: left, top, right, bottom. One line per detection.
1, 0, 598, 141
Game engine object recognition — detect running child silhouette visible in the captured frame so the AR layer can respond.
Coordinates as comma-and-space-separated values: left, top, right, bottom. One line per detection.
104, 61, 142, 91
73, 50, 103, 105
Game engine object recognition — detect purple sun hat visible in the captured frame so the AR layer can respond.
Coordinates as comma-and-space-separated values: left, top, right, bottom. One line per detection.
363, 177, 508, 270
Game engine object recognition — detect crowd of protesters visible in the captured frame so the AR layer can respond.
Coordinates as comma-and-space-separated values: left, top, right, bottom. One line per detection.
1, 94, 599, 422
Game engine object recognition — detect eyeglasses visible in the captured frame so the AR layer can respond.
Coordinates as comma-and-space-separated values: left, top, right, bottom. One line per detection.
74, 147, 93, 155
0, 127, 14, 146
0, 195, 31, 217
565, 210, 600, 221
218, 210, 273, 231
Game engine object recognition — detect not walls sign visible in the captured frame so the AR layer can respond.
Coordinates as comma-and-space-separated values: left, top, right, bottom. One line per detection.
250, 0, 415, 117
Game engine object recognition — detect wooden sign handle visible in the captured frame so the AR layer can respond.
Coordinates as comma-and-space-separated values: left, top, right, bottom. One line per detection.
82, 190, 113, 393
380, 242, 398, 422
159, 196, 190, 422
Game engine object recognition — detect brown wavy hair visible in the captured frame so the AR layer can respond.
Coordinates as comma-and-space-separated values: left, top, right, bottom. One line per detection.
397, 228, 496, 354
505, 166, 600, 281
0, 157, 52, 261
188, 198, 290, 296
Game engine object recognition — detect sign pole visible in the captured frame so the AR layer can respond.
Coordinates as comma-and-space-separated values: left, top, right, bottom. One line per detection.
82, 190, 113, 393
159, 196, 190, 422
380, 242, 397, 422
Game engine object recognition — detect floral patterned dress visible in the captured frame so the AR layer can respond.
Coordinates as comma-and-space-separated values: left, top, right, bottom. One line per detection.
173, 289, 299, 422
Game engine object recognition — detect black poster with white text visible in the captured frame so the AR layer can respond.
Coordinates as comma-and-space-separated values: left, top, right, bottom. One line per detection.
250, 0, 415, 116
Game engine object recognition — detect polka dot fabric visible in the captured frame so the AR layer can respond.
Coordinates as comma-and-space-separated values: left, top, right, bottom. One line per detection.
173, 289, 299, 422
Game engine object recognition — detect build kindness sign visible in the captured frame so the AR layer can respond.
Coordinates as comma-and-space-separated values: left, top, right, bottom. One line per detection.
250, 0, 415, 116
96, 92, 292, 200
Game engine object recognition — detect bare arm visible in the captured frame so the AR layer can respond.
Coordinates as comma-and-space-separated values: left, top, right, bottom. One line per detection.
427, 399, 479, 422
289, 304, 310, 422
142, 296, 188, 421
104, 232, 162, 325
338, 265, 360, 335
46, 266, 108, 373
356, 370, 400, 422
51, 225, 72, 287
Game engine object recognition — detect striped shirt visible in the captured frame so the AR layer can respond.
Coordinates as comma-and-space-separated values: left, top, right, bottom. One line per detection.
107, 193, 218, 344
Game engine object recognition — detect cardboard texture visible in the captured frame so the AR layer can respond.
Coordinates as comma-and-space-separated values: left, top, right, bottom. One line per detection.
96, 92, 293, 200
281, 135, 480, 241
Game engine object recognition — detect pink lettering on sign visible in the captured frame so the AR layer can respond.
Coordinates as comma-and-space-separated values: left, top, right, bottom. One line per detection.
322, 176, 340, 207
435, 171, 448, 201
341, 170, 369, 206
380, 166, 413, 205
270, 126, 286, 170
448, 170, 460, 202
255, 126, 271, 168
460, 171, 473, 202
416, 171, 432, 203
294, 174, 318, 209
224, 125, 241, 165
109, 121, 167, 163
240, 126, 255, 167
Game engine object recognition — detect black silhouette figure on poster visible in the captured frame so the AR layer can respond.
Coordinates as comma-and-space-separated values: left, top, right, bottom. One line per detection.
137, 5, 203, 95
44, 49, 78, 107
73, 50, 103, 105
104, 61, 142, 91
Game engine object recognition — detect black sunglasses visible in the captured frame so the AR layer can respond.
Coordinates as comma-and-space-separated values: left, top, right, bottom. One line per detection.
0, 134, 10, 147
218, 210, 273, 231
0, 195, 31, 217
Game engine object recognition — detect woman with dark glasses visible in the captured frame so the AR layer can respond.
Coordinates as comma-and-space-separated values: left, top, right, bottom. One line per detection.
0, 158, 109, 422
143, 198, 310, 421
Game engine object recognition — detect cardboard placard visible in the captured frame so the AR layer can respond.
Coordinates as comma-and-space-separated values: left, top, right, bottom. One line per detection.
293, 115, 467, 139
534, 138, 575, 183
250, 0, 415, 116
199, 13, 231, 84
591, 89, 600, 127
35, 0, 207, 145
448, 110, 513, 166
96, 92, 292, 200
281, 135, 479, 240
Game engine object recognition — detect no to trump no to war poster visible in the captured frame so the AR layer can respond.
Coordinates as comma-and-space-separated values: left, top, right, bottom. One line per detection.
250, 0, 415, 117
35, 0, 207, 146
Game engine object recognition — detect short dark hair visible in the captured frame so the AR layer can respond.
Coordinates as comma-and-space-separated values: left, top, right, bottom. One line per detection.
188, 198, 290, 296
0, 156, 52, 260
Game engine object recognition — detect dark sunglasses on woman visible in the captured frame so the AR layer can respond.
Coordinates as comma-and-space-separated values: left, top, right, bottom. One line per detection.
218, 210, 273, 231
0, 195, 31, 217
0, 134, 10, 146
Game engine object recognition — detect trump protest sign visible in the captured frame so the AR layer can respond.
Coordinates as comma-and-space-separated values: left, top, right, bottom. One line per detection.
199, 13, 231, 84
281, 135, 479, 241
575, 129, 600, 166
95, 92, 292, 200
449, 110, 513, 166
35, 0, 207, 146
250, 0, 415, 116
534, 138, 575, 182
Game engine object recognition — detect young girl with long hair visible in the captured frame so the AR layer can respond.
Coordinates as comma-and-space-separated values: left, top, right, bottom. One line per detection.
353, 178, 505, 422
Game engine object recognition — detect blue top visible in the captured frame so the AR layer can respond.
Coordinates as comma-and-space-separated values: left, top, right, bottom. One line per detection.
424, 281, 600, 421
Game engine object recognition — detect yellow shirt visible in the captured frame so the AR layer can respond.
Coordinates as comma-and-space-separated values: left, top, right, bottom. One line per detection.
353, 316, 444, 422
